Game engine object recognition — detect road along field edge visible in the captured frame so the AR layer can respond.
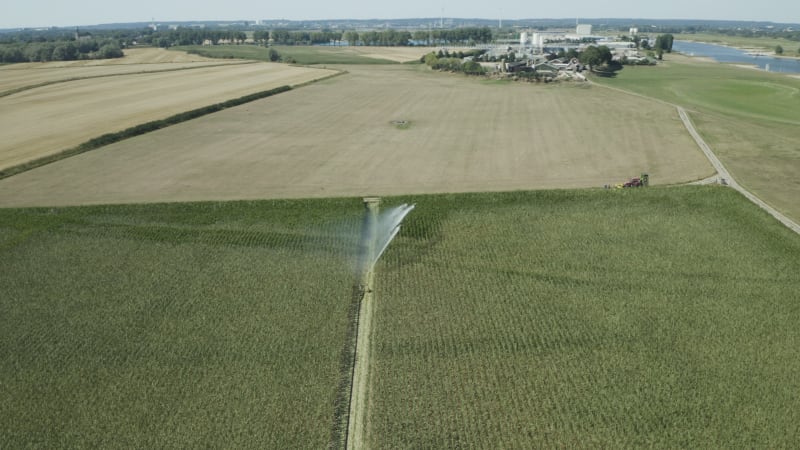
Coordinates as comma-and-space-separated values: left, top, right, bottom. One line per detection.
677, 106, 800, 235
591, 79, 799, 235
0, 70, 345, 181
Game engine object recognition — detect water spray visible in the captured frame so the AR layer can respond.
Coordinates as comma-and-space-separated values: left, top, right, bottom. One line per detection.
360, 197, 414, 291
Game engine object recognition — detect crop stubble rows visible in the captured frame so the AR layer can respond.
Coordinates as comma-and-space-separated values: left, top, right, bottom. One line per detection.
0, 65, 710, 207
0, 61, 336, 170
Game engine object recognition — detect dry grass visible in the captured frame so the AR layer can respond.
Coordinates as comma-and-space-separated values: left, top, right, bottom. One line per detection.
346, 46, 453, 63
0, 62, 337, 170
0, 65, 711, 207
334, 46, 474, 63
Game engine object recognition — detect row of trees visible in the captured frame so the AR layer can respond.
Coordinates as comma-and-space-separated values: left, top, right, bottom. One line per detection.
142, 29, 248, 48
410, 27, 493, 45
267, 30, 343, 45
260, 27, 493, 46
712, 28, 800, 42
0, 39, 123, 63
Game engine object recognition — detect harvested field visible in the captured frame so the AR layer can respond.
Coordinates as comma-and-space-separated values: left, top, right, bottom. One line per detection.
0, 65, 711, 207
0, 62, 337, 170
0, 48, 243, 93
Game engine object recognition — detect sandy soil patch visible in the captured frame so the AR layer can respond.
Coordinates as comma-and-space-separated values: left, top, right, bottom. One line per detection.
0, 65, 712, 207
0, 63, 337, 170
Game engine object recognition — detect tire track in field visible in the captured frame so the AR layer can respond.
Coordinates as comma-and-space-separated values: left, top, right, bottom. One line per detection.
677, 106, 800, 235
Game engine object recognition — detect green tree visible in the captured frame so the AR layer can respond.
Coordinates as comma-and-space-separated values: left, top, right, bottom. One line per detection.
343, 31, 359, 46
579, 45, 612, 71
51, 42, 77, 61
423, 52, 438, 66
655, 34, 674, 53
268, 48, 280, 62
462, 60, 485, 75
775, 45, 784, 55
97, 43, 123, 59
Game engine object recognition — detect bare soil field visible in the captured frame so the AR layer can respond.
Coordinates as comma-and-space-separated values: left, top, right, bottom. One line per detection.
0, 52, 250, 95
0, 62, 337, 170
0, 65, 712, 207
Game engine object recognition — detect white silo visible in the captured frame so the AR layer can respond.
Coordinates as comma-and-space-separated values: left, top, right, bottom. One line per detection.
520, 32, 529, 47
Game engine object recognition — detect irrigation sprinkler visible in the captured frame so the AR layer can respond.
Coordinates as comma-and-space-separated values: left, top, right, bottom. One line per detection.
360, 197, 414, 291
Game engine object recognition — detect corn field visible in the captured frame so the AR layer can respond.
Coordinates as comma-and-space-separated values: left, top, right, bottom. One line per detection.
0, 199, 362, 448
369, 187, 800, 447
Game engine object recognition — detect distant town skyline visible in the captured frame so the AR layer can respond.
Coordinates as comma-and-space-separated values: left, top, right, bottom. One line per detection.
3, 0, 799, 29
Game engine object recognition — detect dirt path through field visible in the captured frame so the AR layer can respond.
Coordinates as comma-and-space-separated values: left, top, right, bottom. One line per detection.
346, 286, 374, 450
677, 106, 800, 235
593, 79, 800, 235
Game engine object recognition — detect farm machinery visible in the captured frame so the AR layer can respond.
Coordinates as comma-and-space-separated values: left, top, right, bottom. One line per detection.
614, 173, 649, 189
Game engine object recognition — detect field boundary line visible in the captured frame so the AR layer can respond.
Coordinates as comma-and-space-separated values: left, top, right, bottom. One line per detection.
677, 106, 800, 235
0, 61, 256, 99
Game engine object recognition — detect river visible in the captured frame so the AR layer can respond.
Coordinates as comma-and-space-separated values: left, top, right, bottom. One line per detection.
672, 40, 800, 73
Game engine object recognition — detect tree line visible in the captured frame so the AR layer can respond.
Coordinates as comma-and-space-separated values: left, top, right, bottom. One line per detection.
265, 27, 493, 46
142, 29, 248, 48
0, 39, 123, 63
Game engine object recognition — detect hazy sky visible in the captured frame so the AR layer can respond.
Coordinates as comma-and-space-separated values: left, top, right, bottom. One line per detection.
3, 0, 799, 29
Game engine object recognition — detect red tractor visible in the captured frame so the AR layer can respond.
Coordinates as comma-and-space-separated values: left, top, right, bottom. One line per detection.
616, 173, 649, 189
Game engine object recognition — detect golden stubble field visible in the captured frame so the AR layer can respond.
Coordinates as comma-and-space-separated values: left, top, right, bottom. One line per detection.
0, 50, 338, 170
0, 48, 249, 94
0, 65, 713, 207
